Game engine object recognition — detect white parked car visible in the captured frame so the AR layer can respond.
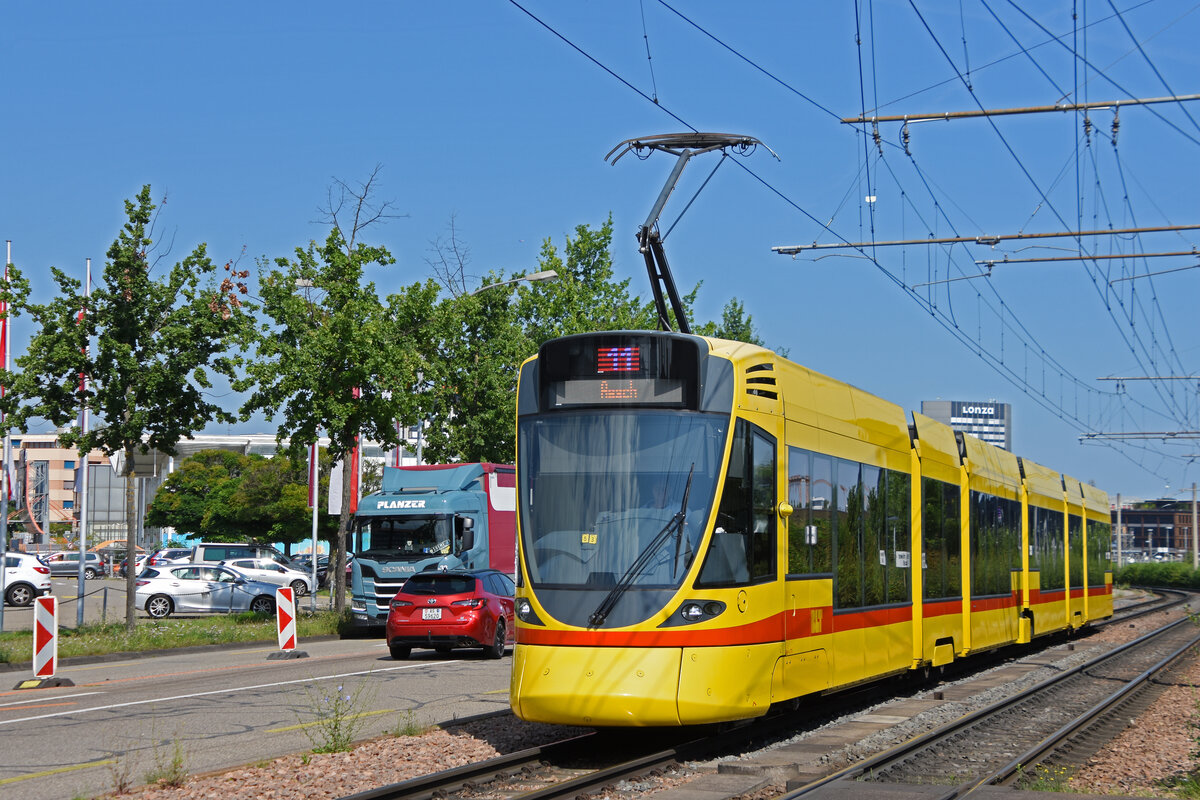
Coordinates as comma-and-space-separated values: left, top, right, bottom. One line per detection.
220, 557, 315, 597
4, 552, 53, 606
135, 564, 279, 618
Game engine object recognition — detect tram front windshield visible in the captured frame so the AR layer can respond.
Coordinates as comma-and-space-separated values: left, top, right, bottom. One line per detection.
518, 410, 728, 588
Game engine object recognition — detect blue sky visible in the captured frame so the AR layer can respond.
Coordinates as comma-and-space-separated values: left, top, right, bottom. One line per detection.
3, 1, 1197, 501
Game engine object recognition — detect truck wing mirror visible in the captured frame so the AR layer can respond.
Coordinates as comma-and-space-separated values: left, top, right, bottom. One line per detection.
460, 517, 475, 553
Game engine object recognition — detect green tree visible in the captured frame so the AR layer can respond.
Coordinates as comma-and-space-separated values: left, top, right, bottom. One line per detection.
145, 449, 250, 537
694, 297, 761, 345
241, 172, 439, 611
147, 448, 339, 556
231, 452, 331, 553
417, 217, 785, 464
418, 278, 529, 464
514, 216, 655, 342
6, 186, 251, 629
418, 218, 656, 464
693, 295, 788, 355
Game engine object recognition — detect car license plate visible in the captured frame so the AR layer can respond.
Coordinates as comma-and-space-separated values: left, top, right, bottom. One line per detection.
422, 608, 442, 620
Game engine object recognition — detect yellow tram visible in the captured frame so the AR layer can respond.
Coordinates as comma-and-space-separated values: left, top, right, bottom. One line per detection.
508, 331, 1113, 726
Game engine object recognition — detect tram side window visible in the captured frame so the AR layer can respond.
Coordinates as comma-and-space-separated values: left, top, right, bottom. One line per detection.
697, 420, 776, 587
835, 459, 862, 609
921, 477, 946, 599
886, 470, 910, 603
969, 491, 1019, 597
790, 449, 908, 606
749, 430, 776, 580
1087, 518, 1110, 587
969, 492, 990, 595
862, 465, 885, 607
923, 477, 962, 600
1068, 514, 1084, 588
1003, 497, 1020, 593
1034, 507, 1065, 592
787, 448, 833, 576
944, 482, 962, 597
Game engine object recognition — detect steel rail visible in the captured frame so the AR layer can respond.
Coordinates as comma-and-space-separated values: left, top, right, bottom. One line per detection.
336, 733, 598, 800
780, 614, 1195, 798
343, 592, 1183, 800
1097, 587, 1187, 624
974, 624, 1200, 793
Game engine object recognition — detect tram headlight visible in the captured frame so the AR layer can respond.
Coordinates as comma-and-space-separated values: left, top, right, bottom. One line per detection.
664, 599, 726, 627
516, 598, 544, 626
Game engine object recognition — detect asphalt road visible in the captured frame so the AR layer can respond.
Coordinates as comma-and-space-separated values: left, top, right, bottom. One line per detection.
0, 633, 514, 800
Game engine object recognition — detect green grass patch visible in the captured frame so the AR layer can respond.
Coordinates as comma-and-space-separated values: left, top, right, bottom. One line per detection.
0, 610, 344, 664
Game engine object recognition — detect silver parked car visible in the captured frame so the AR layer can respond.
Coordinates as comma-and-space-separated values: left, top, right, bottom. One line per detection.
220, 557, 315, 597
134, 564, 279, 618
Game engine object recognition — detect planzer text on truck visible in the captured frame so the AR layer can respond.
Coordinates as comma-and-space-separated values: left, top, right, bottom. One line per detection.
349, 462, 515, 628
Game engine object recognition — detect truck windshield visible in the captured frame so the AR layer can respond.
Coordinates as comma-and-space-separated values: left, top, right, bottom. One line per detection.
517, 409, 728, 588
356, 515, 453, 559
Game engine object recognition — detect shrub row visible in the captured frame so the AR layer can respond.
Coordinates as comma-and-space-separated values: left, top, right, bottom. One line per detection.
1115, 560, 1200, 590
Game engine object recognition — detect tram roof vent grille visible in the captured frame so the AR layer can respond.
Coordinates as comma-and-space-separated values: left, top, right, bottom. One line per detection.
744, 362, 777, 399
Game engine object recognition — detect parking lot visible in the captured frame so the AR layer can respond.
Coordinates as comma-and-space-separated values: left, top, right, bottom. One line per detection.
1, 575, 132, 631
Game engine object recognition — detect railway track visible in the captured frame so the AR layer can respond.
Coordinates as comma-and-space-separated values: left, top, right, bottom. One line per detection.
336, 589, 1191, 800
783, 608, 1200, 799
338, 727, 711, 800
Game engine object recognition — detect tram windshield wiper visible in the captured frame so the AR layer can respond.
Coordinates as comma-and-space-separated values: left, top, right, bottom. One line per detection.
589, 464, 693, 628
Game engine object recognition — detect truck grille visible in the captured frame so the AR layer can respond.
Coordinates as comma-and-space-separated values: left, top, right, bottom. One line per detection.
371, 578, 408, 611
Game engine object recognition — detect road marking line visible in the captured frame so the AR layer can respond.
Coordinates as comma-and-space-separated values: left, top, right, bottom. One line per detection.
267, 708, 396, 733
0, 691, 105, 707
0, 759, 116, 785
0, 662, 439, 726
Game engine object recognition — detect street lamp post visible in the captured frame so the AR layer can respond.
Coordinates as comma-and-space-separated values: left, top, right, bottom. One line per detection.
469, 270, 558, 296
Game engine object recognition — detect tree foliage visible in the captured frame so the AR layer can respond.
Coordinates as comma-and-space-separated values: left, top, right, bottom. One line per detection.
241, 170, 439, 608
4, 185, 252, 628
147, 448, 338, 555
419, 218, 657, 464
145, 449, 248, 536
693, 295, 782, 354
417, 216, 778, 464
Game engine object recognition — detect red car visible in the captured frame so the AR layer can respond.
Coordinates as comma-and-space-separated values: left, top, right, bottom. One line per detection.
385, 569, 515, 660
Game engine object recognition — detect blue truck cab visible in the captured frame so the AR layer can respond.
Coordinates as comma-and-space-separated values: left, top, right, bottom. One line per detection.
349, 462, 515, 628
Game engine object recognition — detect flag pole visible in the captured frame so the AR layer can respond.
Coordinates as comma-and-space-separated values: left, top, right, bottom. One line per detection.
0, 241, 10, 632
76, 259, 91, 627
309, 439, 319, 613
